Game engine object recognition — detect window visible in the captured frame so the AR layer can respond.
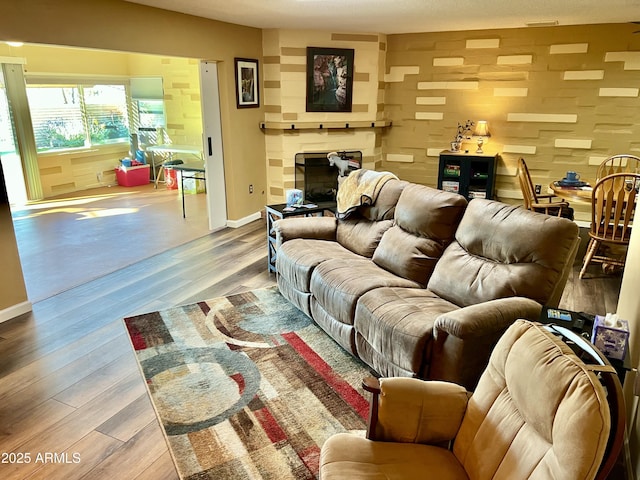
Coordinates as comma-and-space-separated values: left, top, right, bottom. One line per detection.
136, 99, 165, 129
27, 86, 84, 150
27, 84, 130, 152
84, 85, 130, 146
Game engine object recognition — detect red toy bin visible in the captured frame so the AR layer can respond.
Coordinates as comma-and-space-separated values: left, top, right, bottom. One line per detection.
115, 164, 150, 187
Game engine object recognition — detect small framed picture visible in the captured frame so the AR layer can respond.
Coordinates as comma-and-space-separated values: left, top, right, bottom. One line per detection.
234, 58, 259, 108
306, 47, 354, 112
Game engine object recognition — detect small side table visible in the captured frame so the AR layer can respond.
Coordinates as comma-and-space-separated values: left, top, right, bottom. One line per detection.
265, 202, 336, 273
173, 164, 206, 218
539, 307, 631, 382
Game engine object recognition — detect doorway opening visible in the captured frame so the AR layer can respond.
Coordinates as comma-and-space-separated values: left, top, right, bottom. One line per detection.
1, 43, 227, 301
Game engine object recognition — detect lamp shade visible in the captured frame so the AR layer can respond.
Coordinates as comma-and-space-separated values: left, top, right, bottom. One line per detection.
474, 121, 490, 137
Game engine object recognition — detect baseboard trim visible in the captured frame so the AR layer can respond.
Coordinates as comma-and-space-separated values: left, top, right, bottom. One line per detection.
0, 300, 33, 324
575, 220, 590, 228
227, 211, 261, 229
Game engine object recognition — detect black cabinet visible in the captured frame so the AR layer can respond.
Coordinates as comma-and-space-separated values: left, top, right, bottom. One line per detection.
437, 151, 497, 200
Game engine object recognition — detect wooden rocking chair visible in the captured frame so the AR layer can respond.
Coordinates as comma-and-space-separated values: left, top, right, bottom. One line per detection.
517, 157, 572, 218
580, 172, 639, 278
596, 154, 640, 180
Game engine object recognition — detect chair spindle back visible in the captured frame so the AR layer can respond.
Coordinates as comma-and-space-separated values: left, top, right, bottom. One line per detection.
591, 172, 639, 244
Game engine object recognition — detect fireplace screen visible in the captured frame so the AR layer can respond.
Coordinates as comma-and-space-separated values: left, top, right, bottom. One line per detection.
294, 151, 362, 203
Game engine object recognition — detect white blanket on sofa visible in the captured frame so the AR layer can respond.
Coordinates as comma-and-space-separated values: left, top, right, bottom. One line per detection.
336, 169, 398, 219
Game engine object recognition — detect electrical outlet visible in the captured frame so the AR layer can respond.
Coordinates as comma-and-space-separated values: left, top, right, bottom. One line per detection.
535, 184, 541, 194
249, 184, 253, 194
97, 172, 103, 182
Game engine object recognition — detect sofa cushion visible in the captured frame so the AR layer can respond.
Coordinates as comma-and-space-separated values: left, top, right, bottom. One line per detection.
277, 238, 364, 293
320, 433, 468, 480
334, 179, 408, 256
372, 226, 446, 286
276, 274, 314, 317
357, 179, 409, 221
394, 184, 468, 240
310, 258, 420, 326
372, 184, 468, 285
310, 299, 359, 355
336, 219, 394, 257
428, 199, 579, 308
355, 287, 460, 377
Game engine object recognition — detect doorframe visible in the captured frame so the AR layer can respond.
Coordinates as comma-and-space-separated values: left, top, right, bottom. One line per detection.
199, 61, 227, 231
0, 59, 37, 205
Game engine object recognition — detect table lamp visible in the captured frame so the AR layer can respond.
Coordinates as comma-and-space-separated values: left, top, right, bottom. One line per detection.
473, 121, 490, 154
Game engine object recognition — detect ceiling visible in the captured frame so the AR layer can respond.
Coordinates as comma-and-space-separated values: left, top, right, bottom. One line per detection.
124, 0, 640, 34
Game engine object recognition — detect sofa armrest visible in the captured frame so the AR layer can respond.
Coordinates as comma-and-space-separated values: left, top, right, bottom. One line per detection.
429, 297, 542, 390
274, 216, 337, 248
367, 377, 468, 444
434, 297, 543, 339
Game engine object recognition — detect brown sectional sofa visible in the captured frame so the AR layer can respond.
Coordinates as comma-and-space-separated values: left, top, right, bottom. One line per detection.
274, 179, 580, 390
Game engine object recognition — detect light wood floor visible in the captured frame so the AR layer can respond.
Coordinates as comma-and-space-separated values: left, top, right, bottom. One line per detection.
11, 183, 211, 303
1, 218, 274, 479
0, 210, 623, 478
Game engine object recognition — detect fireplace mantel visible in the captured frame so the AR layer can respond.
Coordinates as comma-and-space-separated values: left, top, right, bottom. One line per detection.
259, 120, 391, 131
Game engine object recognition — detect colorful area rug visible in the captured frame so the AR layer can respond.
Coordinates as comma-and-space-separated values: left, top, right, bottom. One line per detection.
124, 287, 371, 479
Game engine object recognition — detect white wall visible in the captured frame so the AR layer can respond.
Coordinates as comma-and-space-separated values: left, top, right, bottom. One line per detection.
617, 222, 640, 478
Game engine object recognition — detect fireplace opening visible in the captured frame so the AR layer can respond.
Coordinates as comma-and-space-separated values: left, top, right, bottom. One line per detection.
294, 150, 362, 203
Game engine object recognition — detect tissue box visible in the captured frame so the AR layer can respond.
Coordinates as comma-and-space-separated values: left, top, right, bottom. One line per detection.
592, 315, 629, 360
286, 189, 303, 206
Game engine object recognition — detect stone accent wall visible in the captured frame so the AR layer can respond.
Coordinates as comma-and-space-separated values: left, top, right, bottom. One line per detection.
129, 55, 203, 147
382, 23, 640, 220
262, 29, 386, 203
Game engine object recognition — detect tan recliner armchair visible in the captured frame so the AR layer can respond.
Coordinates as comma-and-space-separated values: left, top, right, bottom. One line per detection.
320, 320, 625, 480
